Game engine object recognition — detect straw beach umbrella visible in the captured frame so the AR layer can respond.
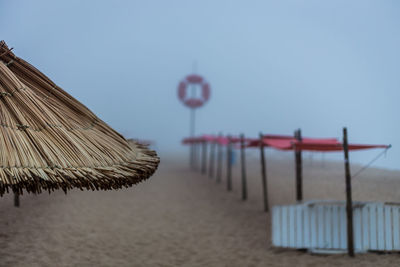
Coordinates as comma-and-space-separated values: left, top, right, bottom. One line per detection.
0, 41, 159, 195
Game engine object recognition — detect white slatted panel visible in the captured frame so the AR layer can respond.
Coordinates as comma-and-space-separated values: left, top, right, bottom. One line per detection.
303, 207, 310, 248
289, 206, 296, 247
310, 206, 317, 249
281, 206, 288, 247
393, 206, 400, 250
369, 204, 378, 250
296, 206, 303, 248
332, 206, 339, 248
354, 208, 362, 251
271, 202, 400, 253
377, 205, 385, 250
339, 206, 347, 249
317, 206, 324, 248
385, 206, 393, 250
325, 206, 332, 249
362, 206, 370, 251
272, 206, 280, 246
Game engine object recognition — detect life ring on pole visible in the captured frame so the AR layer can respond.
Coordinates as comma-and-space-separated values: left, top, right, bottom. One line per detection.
178, 74, 210, 108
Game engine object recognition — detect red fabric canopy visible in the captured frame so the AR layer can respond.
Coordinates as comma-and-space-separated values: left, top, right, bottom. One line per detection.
246, 136, 338, 150
294, 142, 389, 152
246, 135, 389, 152
183, 134, 390, 152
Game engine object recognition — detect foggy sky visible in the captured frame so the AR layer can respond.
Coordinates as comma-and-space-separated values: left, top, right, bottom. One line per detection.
1, 0, 399, 170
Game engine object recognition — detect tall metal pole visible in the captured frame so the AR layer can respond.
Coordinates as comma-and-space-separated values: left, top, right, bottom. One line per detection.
190, 109, 196, 137
201, 140, 207, 174
190, 108, 196, 169
295, 129, 303, 202
197, 141, 202, 172
226, 135, 232, 191
240, 134, 248, 201
343, 127, 355, 257
216, 133, 223, 184
259, 132, 269, 212
208, 140, 216, 178
190, 143, 194, 169
189, 61, 197, 170
193, 142, 198, 171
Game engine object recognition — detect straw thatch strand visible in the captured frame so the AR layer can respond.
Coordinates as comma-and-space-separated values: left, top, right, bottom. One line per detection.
0, 41, 159, 195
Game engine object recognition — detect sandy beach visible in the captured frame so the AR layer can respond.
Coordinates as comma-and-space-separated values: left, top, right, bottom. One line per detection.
1, 152, 400, 267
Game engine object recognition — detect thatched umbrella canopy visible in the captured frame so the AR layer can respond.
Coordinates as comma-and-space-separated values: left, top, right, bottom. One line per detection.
0, 41, 159, 195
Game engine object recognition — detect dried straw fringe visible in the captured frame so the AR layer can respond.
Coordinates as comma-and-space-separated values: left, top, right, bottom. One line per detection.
0, 41, 159, 195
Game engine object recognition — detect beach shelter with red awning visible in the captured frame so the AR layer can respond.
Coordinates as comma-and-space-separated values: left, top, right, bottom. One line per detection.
247, 129, 390, 257
245, 131, 390, 210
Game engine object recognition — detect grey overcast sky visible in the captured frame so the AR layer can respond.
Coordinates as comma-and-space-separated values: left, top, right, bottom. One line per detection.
1, 0, 399, 169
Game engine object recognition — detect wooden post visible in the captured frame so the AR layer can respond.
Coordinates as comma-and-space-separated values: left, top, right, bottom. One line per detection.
294, 129, 303, 202
216, 134, 223, 184
343, 127, 355, 257
259, 132, 269, 212
240, 134, 247, 201
208, 140, 216, 178
196, 142, 201, 171
190, 143, 193, 169
191, 143, 196, 170
201, 140, 207, 175
190, 143, 194, 170
192, 143, 197, 170
14, 192, 20, 207
226, 135, 232, 191
189, 104, 196, 168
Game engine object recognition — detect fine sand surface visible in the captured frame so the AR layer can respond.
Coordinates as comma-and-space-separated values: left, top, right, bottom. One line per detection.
1, 152, 400, 266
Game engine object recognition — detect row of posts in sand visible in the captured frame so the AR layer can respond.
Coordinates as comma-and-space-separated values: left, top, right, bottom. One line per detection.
184, 127, 390, 257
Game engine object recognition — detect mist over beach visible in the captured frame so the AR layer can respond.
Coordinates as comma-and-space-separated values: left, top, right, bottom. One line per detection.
1, 0, 400, 266
2, 0, 399, 169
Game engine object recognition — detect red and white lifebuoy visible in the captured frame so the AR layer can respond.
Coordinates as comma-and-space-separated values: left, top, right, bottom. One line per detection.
178, 74, 210, 108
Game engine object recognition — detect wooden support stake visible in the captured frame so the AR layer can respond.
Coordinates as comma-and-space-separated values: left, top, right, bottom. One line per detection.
192, 144, 196, 170
216, 134, 223, 184
208, 141, 216, 178
295, 129, 303, 202
196, 143, 201, 171
259, 132, 269, 212
192, 143, 197, 171
240, 134, 247, 201
343, 127, 355, 257
226, 135, 232, 191
190, 107, 196, 168
190, 144, 194, 169
201, 140, 207, 174
14, 192, 20, 207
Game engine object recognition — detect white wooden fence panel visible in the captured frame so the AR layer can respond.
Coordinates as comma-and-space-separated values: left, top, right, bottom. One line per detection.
369, 205, 377, 250
317, 206, 324, 248
310, 206, 317, 249
339, 206, 347, 250
377, 205, 385, 250
272, 201, 400, 253
303, 207, 310, 248
296, 206, 303, 248
385, 206, 392, 250
332, 206, 339, 248
362, 206, 369, 251
281, 206, 288, 247
272, 206, 280, 246
354, 208, 362, 251
393, 207, 400, 250
325, 206, 332, 249
289, 206, 296, 247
